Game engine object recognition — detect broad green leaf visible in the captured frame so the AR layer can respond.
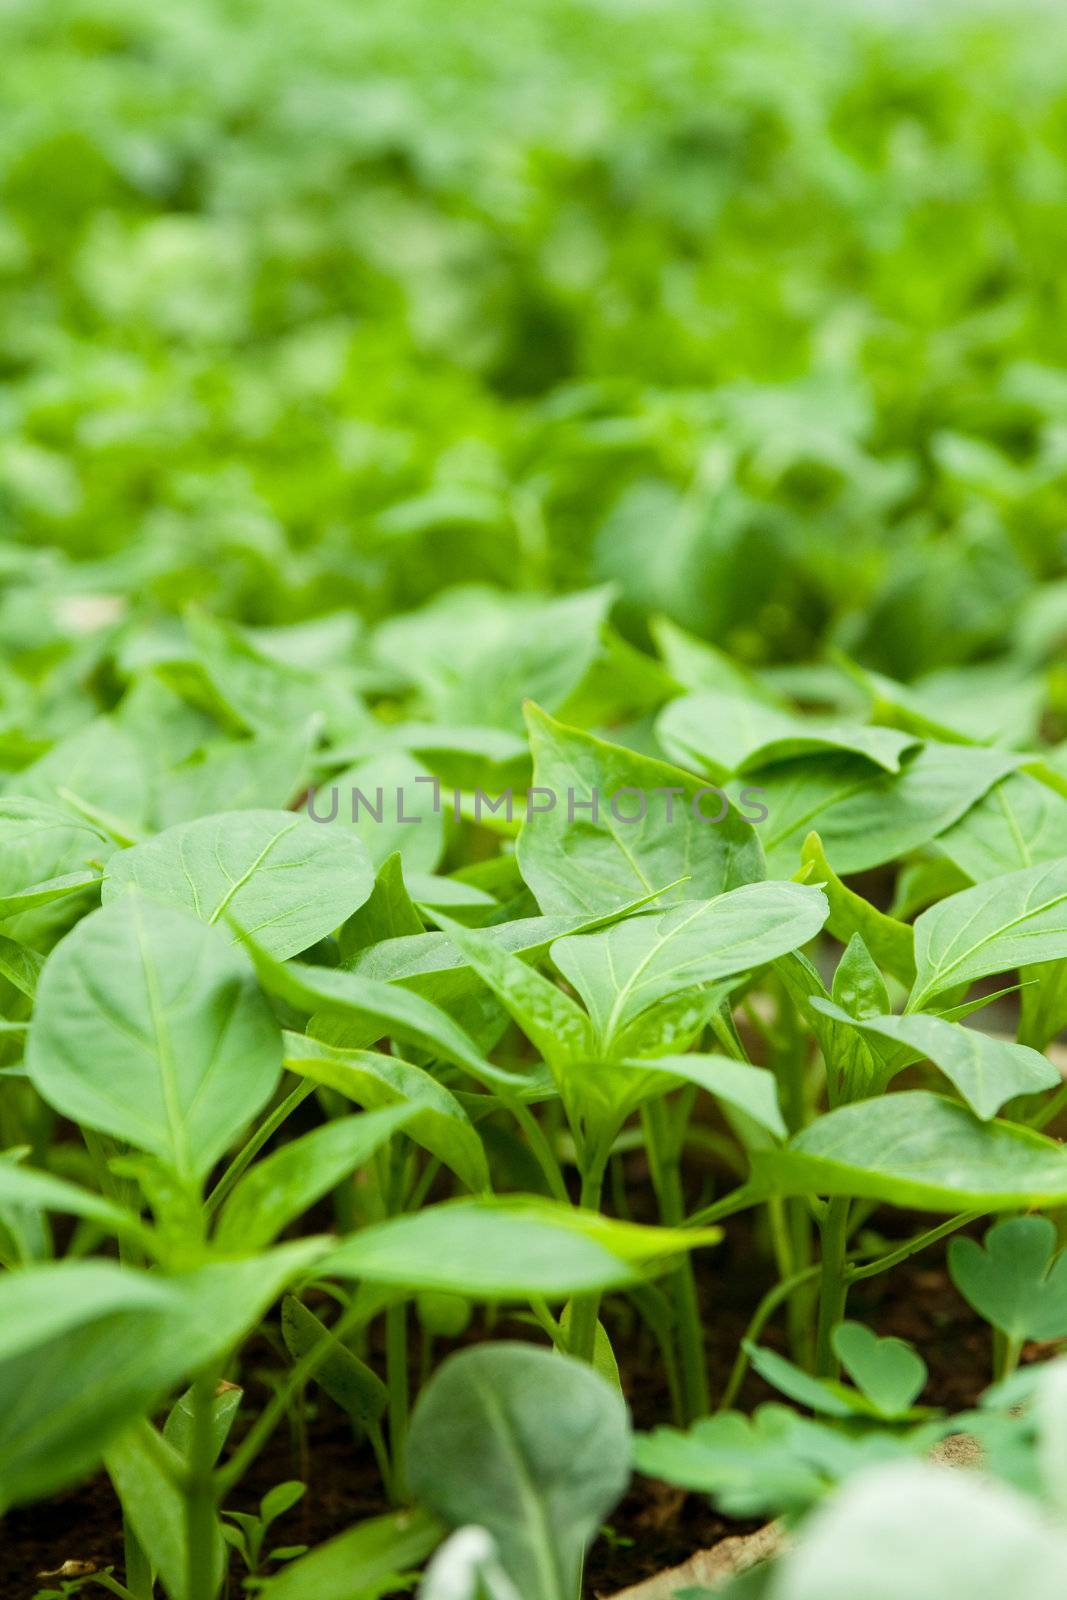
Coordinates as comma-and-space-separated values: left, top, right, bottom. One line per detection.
0, 932, 44, 997
407, 1344, 629, 1600
0, 867, 101, 918
406, 872, 498, 911
948, 1218, 1067, 1342
165, 610, 352, 738
163, 1383, 243, 1462
338, 852, 425, 962
0, 1243, 323, 1509
743, 1343, 856, 1418
516, 705, 763, 916
771, 1461, 1067, 1600
281, 1296, 388, 1426
651, 617, 787, 703
319, 1197, 721, 1300
551, 882, 827, 1054
0, 1154, 152, 1249
935, 771, 1067, 883
103, 809, 374, 959
911, 860, 1067, 1009
831, 1323, 927, 1417
0, 1260, 174, 1369
429, 912, 596, 1076
215, 1105, 417, 1251
10, 716, 150, 825
621, 1055, 787, 1139
332, 721, 529, 794
754, 744, 1018, 877
776, 950, 886, 1104
801, 833, 915, 985
157, 726, 313, 829
811, 1004, 1059, 1120
255, 1508, 443, 1600
0, 797, 109, 895
343, 902, 654, 1007
657, 689, 917, 779
245, 932, 524, 1093
373, 587, 612, 734
749, 1092, 1067, 1211
27, 896, 282, 1185
831, 935, 890, 1021
310, 749, 444, 872
282, 1031, 489, 1193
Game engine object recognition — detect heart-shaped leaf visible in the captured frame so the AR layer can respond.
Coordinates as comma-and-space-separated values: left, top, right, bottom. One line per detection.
831, 1322, 927, 1416
949, 1217, 1067, 1341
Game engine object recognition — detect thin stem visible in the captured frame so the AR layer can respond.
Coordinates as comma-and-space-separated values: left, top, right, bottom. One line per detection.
814, 1198, 851, 1377
83, 1127, 146, 1268
642, 1098, 708, 1419
509, 1098, 570, 1204
185, 1373, 221, 1600
846, 1212, 980, 1283
567, 1159, 608, 1362
993, 1328, 1024, 1384
406, 1157, 442, 1213
686, 1183, 763, 1227
718, 1266, 822, 1412
215, 1299, 368, 1498
766, 1196, 796, 1281
1029, 1081, 1067, 1132
206, 1081, 315, 1217
88, 1576, 139, 1600
385, 1302, 409, 1502
366, 1419, 394, 1501
529, 1296, 565, 1348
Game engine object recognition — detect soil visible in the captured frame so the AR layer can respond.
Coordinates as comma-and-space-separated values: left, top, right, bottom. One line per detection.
4, 1204, 1007, 1600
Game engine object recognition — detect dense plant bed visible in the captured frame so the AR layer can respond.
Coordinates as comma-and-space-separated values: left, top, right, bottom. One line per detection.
6, 623, 1067, 1600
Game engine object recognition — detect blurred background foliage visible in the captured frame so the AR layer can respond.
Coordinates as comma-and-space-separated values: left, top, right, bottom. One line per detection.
2, 0, 1067, 682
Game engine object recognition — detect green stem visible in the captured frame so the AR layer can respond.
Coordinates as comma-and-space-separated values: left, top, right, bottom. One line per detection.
510, 1098, 570, 1204
718, 1266, 822, 1412
814, 1198, 851, 1377
567, 1158, 608, 1362
529, 1295, 565, 1348
185, 1373, 221, 1600
215, 1300, 368, 1498
206, 1081, 315, 1217
366, 1419, 394, 1502
1029, 1081, 1067, 1132
846, 1212, 980, 1283
386, 1302, 409, 1502
88, 1576, 139, 1600
643, 1098, 708, 1419
993, 1327, 1024, 1383
686, 1183, 763, 1227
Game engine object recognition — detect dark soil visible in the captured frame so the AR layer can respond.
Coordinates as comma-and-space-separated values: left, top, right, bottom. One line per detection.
4, 1203, 1009, 1600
